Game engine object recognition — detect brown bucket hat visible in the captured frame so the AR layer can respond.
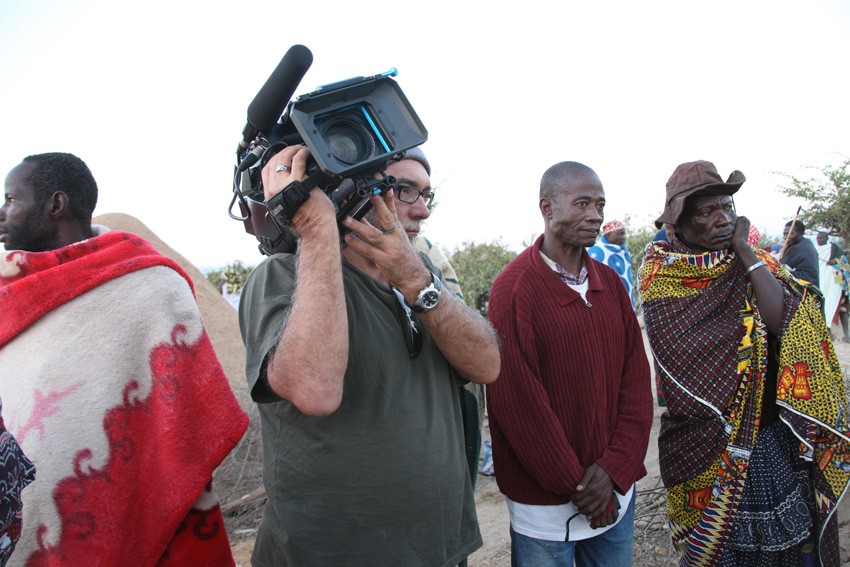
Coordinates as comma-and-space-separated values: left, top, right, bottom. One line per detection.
655, 160, 746, 228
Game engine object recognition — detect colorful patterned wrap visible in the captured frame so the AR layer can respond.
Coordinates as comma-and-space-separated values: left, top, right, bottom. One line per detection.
639, 239, 850, 566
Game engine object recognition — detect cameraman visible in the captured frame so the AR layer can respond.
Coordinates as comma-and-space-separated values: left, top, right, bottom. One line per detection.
239, 144, 500, 566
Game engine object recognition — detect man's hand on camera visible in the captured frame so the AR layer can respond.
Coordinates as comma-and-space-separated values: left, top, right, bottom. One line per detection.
262, 145, 336, 239
342, 189, 430, 295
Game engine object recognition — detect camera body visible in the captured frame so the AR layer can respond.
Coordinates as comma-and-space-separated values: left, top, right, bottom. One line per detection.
290, 73, 427, 179
232, 68, 428, 256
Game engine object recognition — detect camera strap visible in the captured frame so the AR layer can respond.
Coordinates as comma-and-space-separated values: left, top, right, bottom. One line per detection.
265, 171, 329, 225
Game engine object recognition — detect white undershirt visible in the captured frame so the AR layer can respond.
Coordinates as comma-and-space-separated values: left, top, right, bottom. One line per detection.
506, 486, 634, 541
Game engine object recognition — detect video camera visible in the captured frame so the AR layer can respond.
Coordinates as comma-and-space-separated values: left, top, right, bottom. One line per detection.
229, 45, 428, 256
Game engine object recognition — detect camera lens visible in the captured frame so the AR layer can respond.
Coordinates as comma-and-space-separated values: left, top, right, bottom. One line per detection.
316, 108, 380, 166
324, 121, 374, 164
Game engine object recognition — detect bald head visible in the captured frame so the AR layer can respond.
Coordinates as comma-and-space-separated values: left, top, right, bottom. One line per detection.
540, 161, 601, 200
537, 160, 605, 258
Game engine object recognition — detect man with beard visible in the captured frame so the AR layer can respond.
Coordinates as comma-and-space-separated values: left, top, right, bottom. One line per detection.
238, 145, 500, 566
640, 160, 850, 566
486, 161, 652, 565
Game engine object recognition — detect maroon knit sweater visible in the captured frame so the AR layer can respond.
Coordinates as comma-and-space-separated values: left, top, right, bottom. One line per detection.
486, 235, 653, 505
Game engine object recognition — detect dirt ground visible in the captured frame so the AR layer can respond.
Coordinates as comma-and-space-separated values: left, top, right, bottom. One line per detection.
99, 214, 850, 566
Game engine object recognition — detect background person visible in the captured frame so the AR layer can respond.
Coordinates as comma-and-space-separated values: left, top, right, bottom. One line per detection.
815, 229, 845, 331
780, 219, 819, 285
0, 397, 35, 566
587, 219, 635, 309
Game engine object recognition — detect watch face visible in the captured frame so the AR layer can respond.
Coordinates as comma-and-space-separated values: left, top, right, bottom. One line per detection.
422, 290, 439, 308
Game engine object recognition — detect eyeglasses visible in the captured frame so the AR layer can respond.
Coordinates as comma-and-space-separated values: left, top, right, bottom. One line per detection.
392, 287, 422, 358
396, 185, 434, 207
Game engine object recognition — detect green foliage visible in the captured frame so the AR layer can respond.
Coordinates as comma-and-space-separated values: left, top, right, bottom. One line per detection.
449, 241, 518, 315
777, 157, 850, 241
623, 214, 660, 277
205, 260, 255, 294
758, 231, 782, 250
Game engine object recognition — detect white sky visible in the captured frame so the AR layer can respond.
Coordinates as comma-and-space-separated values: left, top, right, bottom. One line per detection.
2, 0, 848, 268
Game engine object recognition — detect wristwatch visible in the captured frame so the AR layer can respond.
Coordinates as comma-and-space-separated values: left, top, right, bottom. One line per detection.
410, 272, 442, 313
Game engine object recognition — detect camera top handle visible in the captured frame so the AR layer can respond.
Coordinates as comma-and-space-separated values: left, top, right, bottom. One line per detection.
298, 67, 399, 102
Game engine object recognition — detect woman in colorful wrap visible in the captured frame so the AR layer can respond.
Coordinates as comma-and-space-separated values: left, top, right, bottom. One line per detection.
640, 160, 850, 566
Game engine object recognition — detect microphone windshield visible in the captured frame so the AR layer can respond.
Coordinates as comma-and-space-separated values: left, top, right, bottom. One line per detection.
247, 44, 314, 132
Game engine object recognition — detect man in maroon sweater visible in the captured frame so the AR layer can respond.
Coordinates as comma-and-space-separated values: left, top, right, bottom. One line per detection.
486, 161, 653, 566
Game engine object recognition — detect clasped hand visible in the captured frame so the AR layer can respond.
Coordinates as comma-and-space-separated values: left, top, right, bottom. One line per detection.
573, 464, 619, 529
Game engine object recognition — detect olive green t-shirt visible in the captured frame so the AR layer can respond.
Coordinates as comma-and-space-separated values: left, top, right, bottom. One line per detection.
239, 253, 481, 567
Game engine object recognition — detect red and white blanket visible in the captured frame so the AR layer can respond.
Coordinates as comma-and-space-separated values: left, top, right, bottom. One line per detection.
0, 230, 249, 565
